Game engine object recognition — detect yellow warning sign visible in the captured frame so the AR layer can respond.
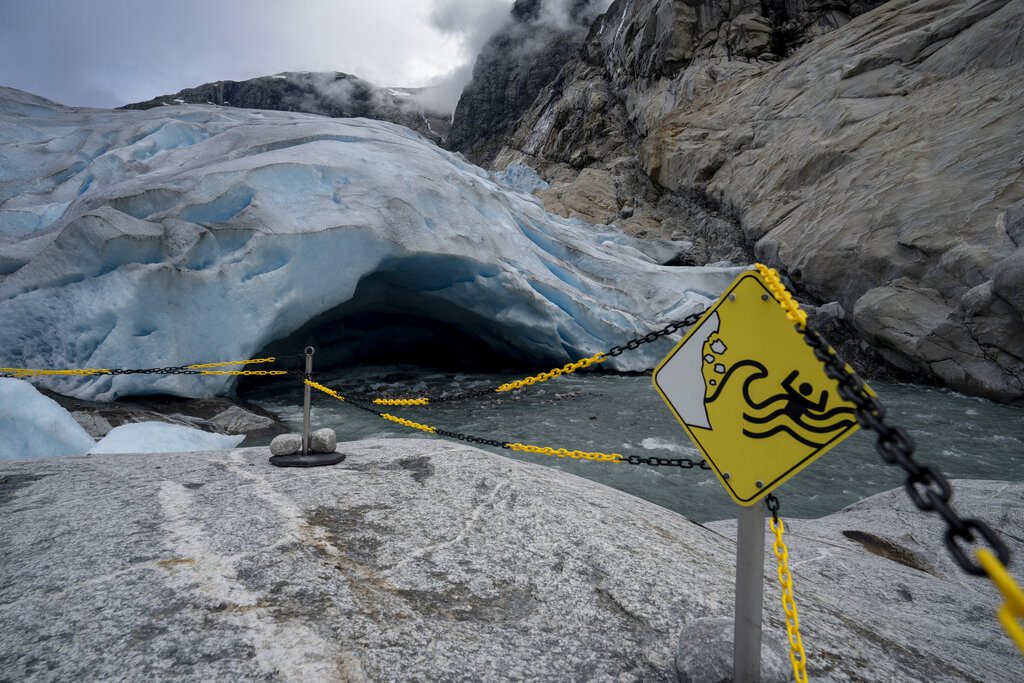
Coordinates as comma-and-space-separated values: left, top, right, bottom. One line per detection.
652, 269, 865, 505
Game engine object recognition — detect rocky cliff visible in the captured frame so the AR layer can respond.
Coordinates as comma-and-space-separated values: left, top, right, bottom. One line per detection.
123, 72, 451, 145
1, 441, 1021, 680
447, 0, 613, 167
487, 0, 1024, 402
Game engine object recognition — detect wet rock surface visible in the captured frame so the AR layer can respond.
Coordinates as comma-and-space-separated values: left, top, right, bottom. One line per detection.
0, 440, 1020, 681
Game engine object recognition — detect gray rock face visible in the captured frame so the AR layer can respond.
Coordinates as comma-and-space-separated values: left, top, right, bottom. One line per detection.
44, 389, 284, 438
45, 390, 286, 440
269, 433, 302, 456
448, 0, 611, 166
494, 0, 1024, 401
0, 440, 1020, 681
639, 0, 1024, 401
207, 405, 276, 434
123, 72, 451, 145
310, 428, 337, 454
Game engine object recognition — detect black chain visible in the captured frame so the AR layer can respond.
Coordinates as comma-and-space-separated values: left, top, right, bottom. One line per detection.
798, 323, 1010, 575
107, 367, 201, 376
434, 428, 510, 449
607, 308, 707, 357
625, 455, 711, 470
335, 391, 513, 449
766, 493, 780, 522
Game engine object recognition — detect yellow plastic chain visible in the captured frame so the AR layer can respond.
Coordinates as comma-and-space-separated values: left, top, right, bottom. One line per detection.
304, 379, 346, 402
770, 516, 809, 683
756, 264, 808, 329
187, 357, 278, 369
976, 548, 1024, 653
506, 442, 623, 463
199, 370, 289, 376
362, 351, 609, 404
378, 413, 437, 433
373, 397, 431, 406
496, 352, 607, 393
0, 367, 110, 377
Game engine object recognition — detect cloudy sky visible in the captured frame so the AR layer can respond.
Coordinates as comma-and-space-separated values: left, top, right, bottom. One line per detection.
0, 0, 514, 109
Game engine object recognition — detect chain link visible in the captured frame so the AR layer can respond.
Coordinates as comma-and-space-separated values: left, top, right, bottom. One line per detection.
766, 495, 809, 683
4, 357, 289, 379
624, 455, 711, 470
607, 309, 706, 357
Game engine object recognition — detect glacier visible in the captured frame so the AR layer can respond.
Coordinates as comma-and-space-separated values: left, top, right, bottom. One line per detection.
0, 87, 742, 401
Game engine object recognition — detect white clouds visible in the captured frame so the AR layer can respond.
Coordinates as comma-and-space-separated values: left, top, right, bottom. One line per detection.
0, 0, 511, 108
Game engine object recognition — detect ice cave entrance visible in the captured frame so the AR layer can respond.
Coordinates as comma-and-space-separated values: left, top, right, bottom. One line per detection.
248, 259, 562, 377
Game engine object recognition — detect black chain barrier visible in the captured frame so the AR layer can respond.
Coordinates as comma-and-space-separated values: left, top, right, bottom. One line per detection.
108, 367, 201, 375
607, 309, 707, 357
626, 455, 711, 469
798, 323, 1011, 575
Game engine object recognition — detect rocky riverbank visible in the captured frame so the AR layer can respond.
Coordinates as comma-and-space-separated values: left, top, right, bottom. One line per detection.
1, 439, 1020, 681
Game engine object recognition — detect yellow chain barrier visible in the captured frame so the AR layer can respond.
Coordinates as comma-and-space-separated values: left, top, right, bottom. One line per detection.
756, 263, 808, 329
506, 442, 623, 463
186, 357, 278, 369
0, 367, 110, 377
199, 370, 289, 376
304, 379, 346, 402
496, 352, 607, 392
977, 548, 1024, 653
769, 516, 809, 683
373, 397, 431, 406
378, 413, 437, 433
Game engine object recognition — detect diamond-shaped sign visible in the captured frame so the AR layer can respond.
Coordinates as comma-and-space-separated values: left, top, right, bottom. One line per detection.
652, 270, 865, 505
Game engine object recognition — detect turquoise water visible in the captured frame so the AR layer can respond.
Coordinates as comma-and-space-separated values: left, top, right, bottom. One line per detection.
245, 367, 1024, 523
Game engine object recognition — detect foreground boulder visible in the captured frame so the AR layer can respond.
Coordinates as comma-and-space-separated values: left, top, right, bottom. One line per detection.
0, 439, 1020, 681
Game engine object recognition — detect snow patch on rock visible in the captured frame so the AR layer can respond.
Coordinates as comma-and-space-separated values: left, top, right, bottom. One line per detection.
87, 423, 244, 454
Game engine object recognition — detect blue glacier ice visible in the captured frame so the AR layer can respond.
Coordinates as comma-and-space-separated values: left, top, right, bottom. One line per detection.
0, 87, 743, 400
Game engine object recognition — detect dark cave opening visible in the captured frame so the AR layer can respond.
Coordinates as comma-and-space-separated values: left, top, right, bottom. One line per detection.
239, 262, 561, 393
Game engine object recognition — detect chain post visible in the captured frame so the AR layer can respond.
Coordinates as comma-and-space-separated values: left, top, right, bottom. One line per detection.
302, 346, 314, 455
734, 499, 767, 682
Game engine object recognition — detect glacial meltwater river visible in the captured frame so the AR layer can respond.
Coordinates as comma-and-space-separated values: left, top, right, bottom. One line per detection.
245, 367, 1024, 523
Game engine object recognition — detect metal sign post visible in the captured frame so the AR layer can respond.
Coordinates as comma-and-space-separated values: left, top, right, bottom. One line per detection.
734, 500, 766, 682
301, 346, 314, 455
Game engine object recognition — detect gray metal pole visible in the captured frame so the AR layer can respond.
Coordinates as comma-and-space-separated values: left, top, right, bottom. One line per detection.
734, 500, 766, 683
301, 346, 314, 455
